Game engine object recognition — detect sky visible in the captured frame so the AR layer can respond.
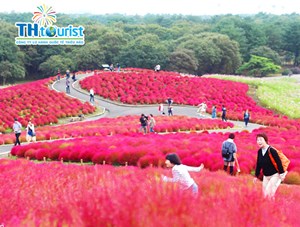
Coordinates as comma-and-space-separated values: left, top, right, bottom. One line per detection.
0, 0, 299, 16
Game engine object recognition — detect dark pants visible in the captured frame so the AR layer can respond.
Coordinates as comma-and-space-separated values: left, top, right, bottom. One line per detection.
244, 118, 249, 126
90, 94, 94, 102
222, 115, 227, 121
15, 133, 21, 145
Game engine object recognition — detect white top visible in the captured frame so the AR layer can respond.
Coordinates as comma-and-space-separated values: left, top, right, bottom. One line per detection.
261, 145, 270, 156
90, 89, 94, 96
149, 117, 156, 127
159, 104, 164, 111
13, 121, 22, 133
26, 123, 35, 133
163, 164, 201, 190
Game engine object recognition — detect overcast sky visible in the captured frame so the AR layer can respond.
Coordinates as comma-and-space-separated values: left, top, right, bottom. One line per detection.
1, 0, 299, 16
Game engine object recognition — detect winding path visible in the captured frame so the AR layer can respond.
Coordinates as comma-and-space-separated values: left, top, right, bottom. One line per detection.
0, 72, 264, 156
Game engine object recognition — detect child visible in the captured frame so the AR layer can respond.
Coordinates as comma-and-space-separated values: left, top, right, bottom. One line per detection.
162, 153, 204, 194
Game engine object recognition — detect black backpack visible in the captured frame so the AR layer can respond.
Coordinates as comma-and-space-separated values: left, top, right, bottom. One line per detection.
222, 142, 234, 159
140, 116, 147, 126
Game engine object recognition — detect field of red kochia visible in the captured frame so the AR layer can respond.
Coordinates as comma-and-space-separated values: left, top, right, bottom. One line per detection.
0, 76, 95, 133
1, 68, 300, 226
0, 159, 299, 226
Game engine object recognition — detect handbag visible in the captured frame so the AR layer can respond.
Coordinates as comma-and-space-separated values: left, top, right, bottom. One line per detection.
268, 146, 290, 172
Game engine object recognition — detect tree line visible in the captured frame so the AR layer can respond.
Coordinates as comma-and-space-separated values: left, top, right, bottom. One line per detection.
1, 12, 300, 84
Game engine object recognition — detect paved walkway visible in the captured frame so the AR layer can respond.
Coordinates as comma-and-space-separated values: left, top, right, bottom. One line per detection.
0, 72, 263, 156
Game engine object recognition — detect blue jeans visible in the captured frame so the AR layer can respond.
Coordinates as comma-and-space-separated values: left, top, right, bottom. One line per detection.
188, 183, 198, 195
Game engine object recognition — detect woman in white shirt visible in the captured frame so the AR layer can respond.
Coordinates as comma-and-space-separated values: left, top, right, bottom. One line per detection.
26, 121, 36, 143
162, 153, 204, 194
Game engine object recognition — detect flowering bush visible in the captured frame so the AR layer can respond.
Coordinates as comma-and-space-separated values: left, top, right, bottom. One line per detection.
80, 69, 272, 123
0, 77, 95, 133
10, 127, 300, 184
0, 115, 233, 144
0, 159, 299, 226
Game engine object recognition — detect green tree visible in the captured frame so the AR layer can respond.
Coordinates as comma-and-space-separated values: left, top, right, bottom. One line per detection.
0, 36, 25, 84
97, 30, 130, 64
119, 34, 168, 69
38, 55, 73, 77
250, 46, 281, 65
283, 19, 300, 66
166, 48, 198, 74
0, 61, 25, 85
212, 15, 267, 61
179, 33, 241, 75
236, 55, 281, 77
74, 41, 105, 71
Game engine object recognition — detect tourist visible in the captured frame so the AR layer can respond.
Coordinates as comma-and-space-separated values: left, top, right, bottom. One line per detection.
12, 118, 22, 146
253, 133, 287, 199
162, 153, 204, 195
222, 133, 240, 175
26, 120, 36, 143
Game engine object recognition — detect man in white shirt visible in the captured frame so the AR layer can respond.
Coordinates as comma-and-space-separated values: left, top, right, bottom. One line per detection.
154, 64, 161, 72
89, 88, 94, 103
13, 118, 22, 146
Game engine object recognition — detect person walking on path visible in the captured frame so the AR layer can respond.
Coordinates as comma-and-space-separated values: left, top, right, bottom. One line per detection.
221, 105, 227, 122
89, 88, 95, 103
162, 153, 204, 195
253, 133, 287, 199
168, 106, 173, 116
13, 118, 22, 146
56, 69, 61, 82
154, 64, 161, 72
197, 102, 207, 118
167, 97, 173, 106
116, 63, 121, 72
212, 105, 217, 118
66, 69, 70, 79
244, 109, 250, 127
148, 114, 156, 133
109, 64, 114, 71
66, 78, 70, 94
139, 114, 148, 134
222, 133, 240, 175
72, 71, 77, 82
158, 103, 165, 115
26, 120, 36, 143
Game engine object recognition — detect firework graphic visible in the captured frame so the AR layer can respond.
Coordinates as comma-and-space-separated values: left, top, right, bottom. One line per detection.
32, 4, 56, 27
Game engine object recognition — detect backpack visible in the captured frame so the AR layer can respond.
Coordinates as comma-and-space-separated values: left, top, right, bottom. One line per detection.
268, 146, 290, 172
140, 116, 147, 126
222, 142, 234, 159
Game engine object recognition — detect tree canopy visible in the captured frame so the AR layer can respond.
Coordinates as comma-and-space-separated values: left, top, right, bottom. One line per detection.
1, 12, 300, 83
236, 55, 281, 77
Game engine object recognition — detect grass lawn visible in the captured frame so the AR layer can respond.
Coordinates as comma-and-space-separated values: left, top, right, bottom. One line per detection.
206, 75, 300, 119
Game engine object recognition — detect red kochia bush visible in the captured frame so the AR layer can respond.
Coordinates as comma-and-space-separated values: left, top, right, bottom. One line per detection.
0, 76, 95, 132
0, 115, 234, 144
8, 128, 300, 183
80, 69, 272, 123
0, 159, 300, 226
